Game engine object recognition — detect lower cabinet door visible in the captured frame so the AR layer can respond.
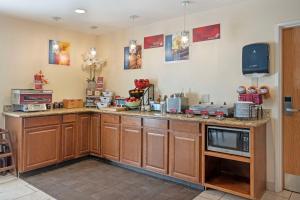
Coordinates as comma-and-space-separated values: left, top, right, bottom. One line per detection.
90, 114, 101, 155
61, 123, 76, 161
77, 114, 90, 156
120, 126, 142, 167
24, 125, 60, 171
169, 131, 200, 183
101, 123, 120, 161
143, 128, 168, 174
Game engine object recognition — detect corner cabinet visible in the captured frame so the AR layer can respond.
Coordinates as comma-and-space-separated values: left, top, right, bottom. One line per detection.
169, 120, 201, 183
77, 114, 90, 156
90, 114, 101, 156
101, 114, 120, 161
61, 114, 77, 161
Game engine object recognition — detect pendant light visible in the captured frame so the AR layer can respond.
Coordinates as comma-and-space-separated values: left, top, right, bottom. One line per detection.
129, 15, 139, 54
52, 16, 62, 52
181, 0, 190, 48
89, 26, 98, 58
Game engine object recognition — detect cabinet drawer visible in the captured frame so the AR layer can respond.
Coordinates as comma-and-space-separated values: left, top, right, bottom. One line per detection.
143, 118, 168, 130
122, 116, 141, 127
102, 114, 120, 124
24, 115, 61, 128
170, 120, 200, 133
62, 114, 77, 123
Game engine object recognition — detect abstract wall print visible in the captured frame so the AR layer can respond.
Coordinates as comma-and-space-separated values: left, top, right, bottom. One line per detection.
124, 45, 142, 70
144, 34, 164, 49
165, 33, 189, 62
193, 24, 220, 43
49, 40, 70, 66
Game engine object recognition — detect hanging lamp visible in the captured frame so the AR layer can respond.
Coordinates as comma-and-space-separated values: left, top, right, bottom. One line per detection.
129, 15, 139, 54
181, 0, 190, 48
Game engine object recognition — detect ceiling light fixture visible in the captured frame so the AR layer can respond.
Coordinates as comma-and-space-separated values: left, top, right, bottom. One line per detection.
90, 26, 98, 30
181, 0, 191, 48
129, 15, 139, 54
75, 8, 87, 14
52, 16, 62, 52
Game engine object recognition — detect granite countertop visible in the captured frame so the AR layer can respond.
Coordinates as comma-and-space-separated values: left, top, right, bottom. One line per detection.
2, 107, 270, 128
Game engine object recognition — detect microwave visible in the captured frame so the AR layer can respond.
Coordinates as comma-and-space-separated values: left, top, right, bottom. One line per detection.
207, 126, 250, 157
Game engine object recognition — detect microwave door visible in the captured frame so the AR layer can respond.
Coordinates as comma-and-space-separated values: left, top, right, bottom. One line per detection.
219, 130, 239, 150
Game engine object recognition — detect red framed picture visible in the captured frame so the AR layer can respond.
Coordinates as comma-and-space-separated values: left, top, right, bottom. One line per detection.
193, 24, 220, 42
144, 34, 164, 49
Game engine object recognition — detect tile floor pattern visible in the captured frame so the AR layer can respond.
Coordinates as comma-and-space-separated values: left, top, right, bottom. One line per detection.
0, 174, 55, 200
1, 160, 299, 200
22, 160, 200, 200
193, 188, 300, 200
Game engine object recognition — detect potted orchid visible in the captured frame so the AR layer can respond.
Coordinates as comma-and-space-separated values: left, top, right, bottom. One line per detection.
81, 48, 106, 89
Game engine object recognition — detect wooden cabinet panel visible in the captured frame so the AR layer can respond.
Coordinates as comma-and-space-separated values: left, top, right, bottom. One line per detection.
169, 126, 200, 183
24, 115, 61, 128
144, 118, 168, 130
170, 120, 200, 133
77, 114, 90, 156
62, 114, 77, 123
90, 114, 101, 155
120, 126, 142, 167
121, 116, 142, 127
102, 114, 120, 124
143, 128, 168, 174
24, 125, 60, 171
61, 123, 76, 161
101, 123, 120, 161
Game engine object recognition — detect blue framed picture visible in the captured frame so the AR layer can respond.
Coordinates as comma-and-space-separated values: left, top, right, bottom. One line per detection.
165, 33, 189, 62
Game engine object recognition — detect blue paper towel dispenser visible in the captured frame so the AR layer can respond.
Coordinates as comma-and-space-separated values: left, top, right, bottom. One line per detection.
242, 43, 269, 75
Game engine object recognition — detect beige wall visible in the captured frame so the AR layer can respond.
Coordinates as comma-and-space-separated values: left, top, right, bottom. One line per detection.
0, 14, 96, 127
97, 0, 300, 190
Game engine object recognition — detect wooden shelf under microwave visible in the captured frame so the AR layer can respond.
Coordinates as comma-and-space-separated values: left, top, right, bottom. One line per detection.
205, 173, 251, 199
202, 125, 267, 200
204, 151, 250, 163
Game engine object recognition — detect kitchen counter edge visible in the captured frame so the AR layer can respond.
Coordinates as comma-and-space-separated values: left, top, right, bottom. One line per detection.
2, 108, 270, 128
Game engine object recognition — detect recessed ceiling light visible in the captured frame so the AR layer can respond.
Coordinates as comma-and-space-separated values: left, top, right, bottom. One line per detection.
90, 26, 98, 30
74, 9, 87, 14
52, 16, 62, 21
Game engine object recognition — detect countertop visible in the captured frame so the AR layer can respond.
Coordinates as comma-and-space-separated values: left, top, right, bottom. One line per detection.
2, 107, 270, 128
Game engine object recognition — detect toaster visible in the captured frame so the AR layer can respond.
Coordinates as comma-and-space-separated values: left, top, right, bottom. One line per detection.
166, 97, 189, 113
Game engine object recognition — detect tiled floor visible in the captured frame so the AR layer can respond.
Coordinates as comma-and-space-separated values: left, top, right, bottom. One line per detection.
1, 160, 299, 200
22, 160, 200, 200
193, 188, 300, 200
0, 174, 55, 200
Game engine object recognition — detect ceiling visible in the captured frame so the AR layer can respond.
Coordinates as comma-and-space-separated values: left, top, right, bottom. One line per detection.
0, 0, 247, 35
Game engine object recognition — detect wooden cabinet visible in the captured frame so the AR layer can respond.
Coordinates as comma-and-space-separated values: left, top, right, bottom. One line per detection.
101, 114, 120, 161
77, 114, 90, 156
24, 125, 60, 172
90, 114, 101, 156
169, 120, 200, 183
143, 118, 169, 174
120, 116, 142, 167
61, 123, 76, 161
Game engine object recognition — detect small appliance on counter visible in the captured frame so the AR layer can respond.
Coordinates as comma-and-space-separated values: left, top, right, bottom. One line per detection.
234, 101, 263, 119
207, 126, 250, 157
166, 93, 189, 113
150, 101, 161, 111
11, 89, 53, 112
190, 103, 234, 117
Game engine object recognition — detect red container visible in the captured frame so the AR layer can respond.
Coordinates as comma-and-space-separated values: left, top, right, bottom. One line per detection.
239, 94, 263, 105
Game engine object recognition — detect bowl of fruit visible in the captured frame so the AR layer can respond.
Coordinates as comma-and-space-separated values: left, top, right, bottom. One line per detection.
125, 97, 141, 109
129, 89, 144, 99
134, 79, 150, 89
